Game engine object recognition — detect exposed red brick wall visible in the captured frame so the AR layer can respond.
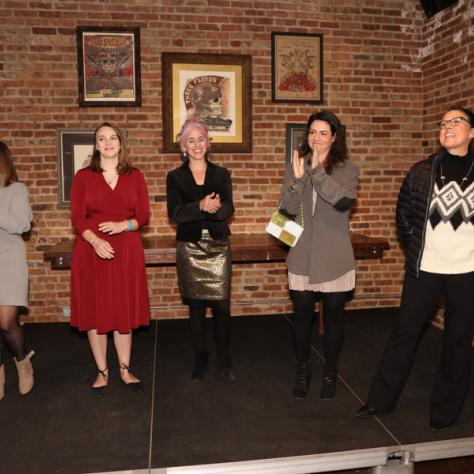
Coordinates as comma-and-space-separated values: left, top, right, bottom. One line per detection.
0, 0, 469, 323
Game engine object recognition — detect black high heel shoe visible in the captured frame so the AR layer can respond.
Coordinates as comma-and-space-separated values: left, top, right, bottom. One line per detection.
119, 363, 143, 392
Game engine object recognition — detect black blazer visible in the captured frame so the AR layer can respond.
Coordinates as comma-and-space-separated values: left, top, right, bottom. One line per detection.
166, 160, 234, 242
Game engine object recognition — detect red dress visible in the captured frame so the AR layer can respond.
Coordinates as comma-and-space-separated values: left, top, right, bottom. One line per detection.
70, 167, 150, 333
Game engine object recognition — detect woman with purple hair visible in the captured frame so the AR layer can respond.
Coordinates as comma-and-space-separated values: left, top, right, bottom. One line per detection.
166, 119, 235, 382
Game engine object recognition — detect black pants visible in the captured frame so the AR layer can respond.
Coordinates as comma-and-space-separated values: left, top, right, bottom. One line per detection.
188, 298, 232, 368
367, 271, 474, 426
291, 290, 347, 369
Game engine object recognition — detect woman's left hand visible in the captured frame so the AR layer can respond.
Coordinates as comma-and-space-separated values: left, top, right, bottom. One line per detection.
98, 220, 128, 235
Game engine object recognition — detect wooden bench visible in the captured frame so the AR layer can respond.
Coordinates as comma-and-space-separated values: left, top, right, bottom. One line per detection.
43, 233, 389, 333
43, 233, 389, 270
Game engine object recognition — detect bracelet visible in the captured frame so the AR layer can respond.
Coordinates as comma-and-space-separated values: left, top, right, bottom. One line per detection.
127, 220, 134, 232
89, 235, 98, 246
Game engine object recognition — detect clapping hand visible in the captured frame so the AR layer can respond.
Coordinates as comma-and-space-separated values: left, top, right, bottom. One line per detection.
311, 147, 321, 168
292, 149, 305, 179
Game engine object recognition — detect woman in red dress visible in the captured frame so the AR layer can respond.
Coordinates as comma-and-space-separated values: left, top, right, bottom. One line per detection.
70, 122, 150, 391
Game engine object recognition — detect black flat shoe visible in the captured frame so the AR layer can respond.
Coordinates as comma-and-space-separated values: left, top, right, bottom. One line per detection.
216, 367, 235, 382
119, 363, 143, 392
292, 362, 311, 399
356, 404, 377, 418
91, 368, 109, 395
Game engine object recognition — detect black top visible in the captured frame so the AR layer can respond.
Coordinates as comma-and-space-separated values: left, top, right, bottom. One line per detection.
437, 150, 474, 188
166, 160, 234, 242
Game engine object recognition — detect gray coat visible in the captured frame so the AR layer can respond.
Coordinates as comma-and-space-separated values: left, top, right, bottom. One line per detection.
281, 159, 359, 284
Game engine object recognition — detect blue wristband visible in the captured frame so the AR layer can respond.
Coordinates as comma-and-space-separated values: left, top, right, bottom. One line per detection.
127, 220, 133, 232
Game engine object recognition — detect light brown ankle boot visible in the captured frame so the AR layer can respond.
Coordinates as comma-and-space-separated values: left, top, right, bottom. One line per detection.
0, 364, 5, 400
14, 350, 35, 395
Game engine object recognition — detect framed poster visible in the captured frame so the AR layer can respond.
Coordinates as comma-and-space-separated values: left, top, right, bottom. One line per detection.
56, 129, 95, 208
272, 32, 323, 103
285, 123, 307, 164
162, 52, 252, 153
76, 26, 141, 107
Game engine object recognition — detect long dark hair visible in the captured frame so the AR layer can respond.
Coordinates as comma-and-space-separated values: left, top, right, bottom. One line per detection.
299, 110, 348, 174
89, 122, 133, 175
0, 141, 18, 186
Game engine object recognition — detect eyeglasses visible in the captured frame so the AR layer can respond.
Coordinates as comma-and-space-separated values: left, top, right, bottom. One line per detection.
439, 116, 471, 129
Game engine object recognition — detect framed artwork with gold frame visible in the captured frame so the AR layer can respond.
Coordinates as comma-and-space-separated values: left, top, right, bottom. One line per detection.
272, 32, 323, 103
161, 52, 252, 153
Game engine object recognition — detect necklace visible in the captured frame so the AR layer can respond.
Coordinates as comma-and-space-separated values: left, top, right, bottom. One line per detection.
103, 170, 118, 186
439, 158, 474, 189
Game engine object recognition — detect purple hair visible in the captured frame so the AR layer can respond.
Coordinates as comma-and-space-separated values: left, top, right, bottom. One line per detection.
178, 118, 210, 153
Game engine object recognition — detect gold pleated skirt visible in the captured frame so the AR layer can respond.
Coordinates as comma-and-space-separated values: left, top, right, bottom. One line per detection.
176, 230, 231, 300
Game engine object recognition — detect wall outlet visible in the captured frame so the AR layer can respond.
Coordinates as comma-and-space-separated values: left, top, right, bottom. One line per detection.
62, 305, 70, 318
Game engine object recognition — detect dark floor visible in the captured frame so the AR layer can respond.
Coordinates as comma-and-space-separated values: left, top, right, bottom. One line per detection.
0, 308, 473, 474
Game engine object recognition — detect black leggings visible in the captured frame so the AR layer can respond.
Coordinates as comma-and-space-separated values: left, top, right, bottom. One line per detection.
188, 298, 232, 368
0, 305, 26, 364
291, 290, 346, 368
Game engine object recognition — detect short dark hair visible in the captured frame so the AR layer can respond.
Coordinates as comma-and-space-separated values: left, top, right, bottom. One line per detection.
299, 110, 348, 174
445, 105, 474, 127
0, 141, 18, 186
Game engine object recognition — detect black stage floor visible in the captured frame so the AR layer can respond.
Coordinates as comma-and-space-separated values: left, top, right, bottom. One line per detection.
1, 308, 473, 474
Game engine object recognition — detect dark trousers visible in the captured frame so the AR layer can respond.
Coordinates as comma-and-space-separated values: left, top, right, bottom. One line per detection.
291, 290, 347, 369
367, 271, 474, 425
188, 298, 232, 368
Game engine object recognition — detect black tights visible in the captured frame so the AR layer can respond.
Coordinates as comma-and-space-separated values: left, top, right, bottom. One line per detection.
0, 306, 26, 365
291, 290, 347, 369
188, 298, 232, 368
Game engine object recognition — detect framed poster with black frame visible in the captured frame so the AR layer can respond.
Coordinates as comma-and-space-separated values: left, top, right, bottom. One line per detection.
76, 26, 141, 107
56, 128, 95, 208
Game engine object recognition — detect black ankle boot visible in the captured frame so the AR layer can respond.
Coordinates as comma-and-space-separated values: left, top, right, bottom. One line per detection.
292, 362, 311, 399
192, 351, 209, 383
320, 366, 337, 399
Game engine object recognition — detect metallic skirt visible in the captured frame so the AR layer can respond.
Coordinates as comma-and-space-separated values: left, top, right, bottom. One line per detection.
176, 230, 231, 300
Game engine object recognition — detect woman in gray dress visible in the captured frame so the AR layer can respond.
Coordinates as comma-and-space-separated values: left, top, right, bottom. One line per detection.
0, 141, 34, 400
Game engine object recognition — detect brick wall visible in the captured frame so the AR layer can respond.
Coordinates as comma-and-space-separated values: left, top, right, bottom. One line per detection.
0, 0, 470, 323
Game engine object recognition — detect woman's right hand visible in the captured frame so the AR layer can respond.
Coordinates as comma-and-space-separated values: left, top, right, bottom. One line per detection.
91, 237, 115, 259
292, 150, 305, 179
200, 192, 221, 214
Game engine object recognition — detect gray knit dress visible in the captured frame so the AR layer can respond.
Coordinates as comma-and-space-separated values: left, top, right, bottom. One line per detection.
0, 182, 32, 307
